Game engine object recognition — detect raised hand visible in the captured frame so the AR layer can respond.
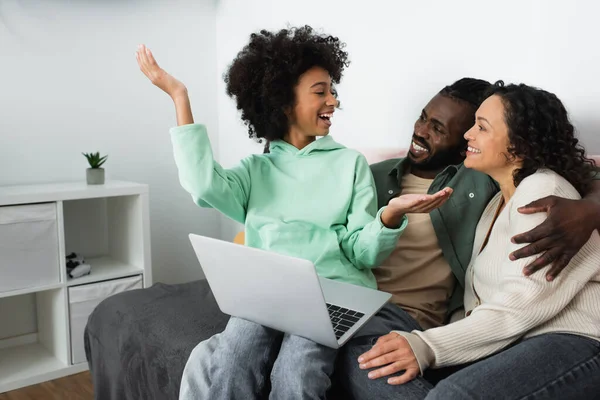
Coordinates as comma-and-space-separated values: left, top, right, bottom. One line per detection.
136, 44, 194, 126
135, 44, 187, 98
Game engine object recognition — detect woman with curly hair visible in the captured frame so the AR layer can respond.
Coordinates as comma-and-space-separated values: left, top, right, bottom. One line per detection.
357, 83, 600, 399
136, 26, 451, 399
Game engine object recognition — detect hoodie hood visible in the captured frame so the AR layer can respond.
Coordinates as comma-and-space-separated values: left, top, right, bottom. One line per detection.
268, 135, 345, 156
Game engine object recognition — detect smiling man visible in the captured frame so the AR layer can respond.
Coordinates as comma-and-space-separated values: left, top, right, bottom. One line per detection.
367, 79, 497, 333
334, 77, 600, 399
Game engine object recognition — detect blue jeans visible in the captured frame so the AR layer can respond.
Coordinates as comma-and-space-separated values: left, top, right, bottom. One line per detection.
426, 333, 600, 399
335, 304, 600, 399
333, 303, 437, 399
179, 316, 338, 400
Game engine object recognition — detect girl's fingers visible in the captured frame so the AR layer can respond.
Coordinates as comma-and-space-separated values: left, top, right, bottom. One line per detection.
136, 47, 144, 64
416, 195, 442, 206
141, 45, 150, 67
137, 45, 157, 80
417, 190, 451, 208
409, 194, 449, 213
402, 197, 431, 212
135, 50, 145, 72
435, 195, 451, 208
136, 51, 146, 72
423, 196, 449, 211
137, 52, 149, 77
146, 47, 158, 67
139, 45, 149, 68
436, 187, 453, 197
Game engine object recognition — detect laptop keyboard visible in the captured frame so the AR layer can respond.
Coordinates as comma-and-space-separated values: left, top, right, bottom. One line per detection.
326, 303, 365, 340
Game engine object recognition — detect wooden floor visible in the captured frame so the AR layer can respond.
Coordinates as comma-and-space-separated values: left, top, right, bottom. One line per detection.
0, 372, 93, 400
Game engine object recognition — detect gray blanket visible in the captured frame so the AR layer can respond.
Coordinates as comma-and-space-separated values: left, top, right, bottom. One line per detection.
84, 279, 229, 400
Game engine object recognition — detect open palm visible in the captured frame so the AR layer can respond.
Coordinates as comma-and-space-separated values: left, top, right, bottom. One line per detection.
135, 44, 186, 97
388, 188, 453, 214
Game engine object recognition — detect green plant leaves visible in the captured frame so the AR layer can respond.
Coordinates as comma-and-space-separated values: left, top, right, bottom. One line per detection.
82, 152, 108, 169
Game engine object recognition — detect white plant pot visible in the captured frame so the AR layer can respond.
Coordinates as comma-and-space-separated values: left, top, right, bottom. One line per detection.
86, 168, 105, 185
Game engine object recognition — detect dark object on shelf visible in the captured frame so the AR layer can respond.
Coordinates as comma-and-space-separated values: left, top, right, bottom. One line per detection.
66, 252, 91, 278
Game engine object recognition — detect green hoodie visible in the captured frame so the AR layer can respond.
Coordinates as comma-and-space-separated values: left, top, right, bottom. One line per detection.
170, 124, 407, 289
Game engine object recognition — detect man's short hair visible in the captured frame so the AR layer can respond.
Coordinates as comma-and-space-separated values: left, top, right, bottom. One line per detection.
439, 78, 492, 109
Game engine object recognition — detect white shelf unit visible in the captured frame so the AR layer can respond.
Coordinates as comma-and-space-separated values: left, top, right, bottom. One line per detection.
0, 180, 152, 393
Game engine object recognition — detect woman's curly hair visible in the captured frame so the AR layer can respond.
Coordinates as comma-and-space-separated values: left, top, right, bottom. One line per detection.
487, 82, 596, 195
224, 25, 349, 142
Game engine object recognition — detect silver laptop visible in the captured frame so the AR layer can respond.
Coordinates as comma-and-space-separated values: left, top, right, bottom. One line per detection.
188, 234, 391, 349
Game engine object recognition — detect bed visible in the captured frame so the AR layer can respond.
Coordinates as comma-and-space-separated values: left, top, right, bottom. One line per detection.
84, 279, 229, 399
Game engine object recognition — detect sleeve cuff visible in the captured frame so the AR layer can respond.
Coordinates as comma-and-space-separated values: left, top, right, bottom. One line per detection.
169, 123, 206, 136
393, 331, 435, 375
375, 207, 408, 233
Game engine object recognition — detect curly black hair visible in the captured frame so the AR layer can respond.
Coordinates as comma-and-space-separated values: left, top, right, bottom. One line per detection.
224, 26, 349, 142
487, 82, 596, 195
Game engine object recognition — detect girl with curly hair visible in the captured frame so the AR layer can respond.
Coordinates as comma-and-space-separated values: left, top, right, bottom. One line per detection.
357, 83, 600, 399
136, 26, 451, 399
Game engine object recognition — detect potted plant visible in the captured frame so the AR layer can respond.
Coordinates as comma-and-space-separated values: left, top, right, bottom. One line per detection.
82, 152, 108, 185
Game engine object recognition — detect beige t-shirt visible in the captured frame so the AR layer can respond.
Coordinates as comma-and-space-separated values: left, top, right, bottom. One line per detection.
374, 173, 456, 330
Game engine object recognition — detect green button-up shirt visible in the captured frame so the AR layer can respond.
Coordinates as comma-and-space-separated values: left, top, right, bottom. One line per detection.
370, 158, 499, 317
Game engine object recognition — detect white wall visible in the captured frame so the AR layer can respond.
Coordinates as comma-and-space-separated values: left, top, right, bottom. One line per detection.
0, 0, 219, 286
215, 0, 600, 237
0, 0, 218, 339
